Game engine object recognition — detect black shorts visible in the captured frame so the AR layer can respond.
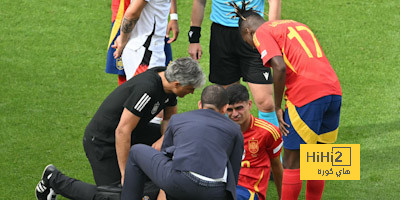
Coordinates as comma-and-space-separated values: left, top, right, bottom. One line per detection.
209, 22, 273, 85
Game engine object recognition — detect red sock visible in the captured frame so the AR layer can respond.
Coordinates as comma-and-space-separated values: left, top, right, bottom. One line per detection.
306, 180, 325, 200
282, 169, 302, 200
118, 75, 126, 86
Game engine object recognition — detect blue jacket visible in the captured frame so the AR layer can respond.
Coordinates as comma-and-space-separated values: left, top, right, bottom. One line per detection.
161, 109, 244, 199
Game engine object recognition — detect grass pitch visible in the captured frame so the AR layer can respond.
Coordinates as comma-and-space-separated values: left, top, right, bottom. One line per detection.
0, 0, 399, 199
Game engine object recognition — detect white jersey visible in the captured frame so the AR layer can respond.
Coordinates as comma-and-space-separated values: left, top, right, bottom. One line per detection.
123, 0, 171, 80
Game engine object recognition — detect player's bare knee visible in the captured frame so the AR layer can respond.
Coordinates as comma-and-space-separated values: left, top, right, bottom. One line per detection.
283, 149, 301, 169
254, 99, 275, 112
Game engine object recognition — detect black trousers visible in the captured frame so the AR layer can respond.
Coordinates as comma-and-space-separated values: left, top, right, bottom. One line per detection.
49, 170, 159, 200
48, 123, 162, 200
122, 144, 229, 200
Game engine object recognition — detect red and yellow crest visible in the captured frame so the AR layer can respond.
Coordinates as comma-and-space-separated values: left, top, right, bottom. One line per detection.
248, 139, 259, 154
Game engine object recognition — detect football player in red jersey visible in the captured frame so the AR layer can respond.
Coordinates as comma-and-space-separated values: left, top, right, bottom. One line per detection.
229, 1, 342, 199
226, 84, 283, 200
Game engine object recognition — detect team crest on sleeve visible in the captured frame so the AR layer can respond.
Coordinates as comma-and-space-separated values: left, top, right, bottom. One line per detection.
261, 50, 267, 59
151, 102, 160, 115
248, 139, 259, 155
116, 57, 124, 70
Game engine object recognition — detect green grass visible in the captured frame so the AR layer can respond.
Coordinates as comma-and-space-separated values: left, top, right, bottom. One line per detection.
1, 0, 399, 199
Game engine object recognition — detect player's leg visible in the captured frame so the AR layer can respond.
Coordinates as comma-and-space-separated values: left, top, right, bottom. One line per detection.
209, 23, 242, 86
35, 164, 57, 200
305, 95, 341, 200
236, 31, 279, 127
305, 180, 325, 200
127, 123, 165, 198
95, 185, 122, 200
247, 83, 278, 126
85, 122, 163, 199
81, 128, 162, 200
282, 97, 338, 200
35, 133, 120, 200
317, 95, 341, 144
35, 163, 98, 200
35, 132, 117, 200
83, 133, 121, 186
280, 101, 308, 200
123, 144, 227, 200
45, 165, 98, 200
122, 144, 172, 200
281, 148, 302, 200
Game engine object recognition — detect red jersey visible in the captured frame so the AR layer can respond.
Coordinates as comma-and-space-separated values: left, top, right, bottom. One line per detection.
238, 115, 283, 200
253, 20, 342, 107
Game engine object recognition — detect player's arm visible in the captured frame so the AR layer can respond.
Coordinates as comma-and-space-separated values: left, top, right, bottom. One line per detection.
271, 156, 283, 199
115, 108, 141, 185
266, 128, 283, 199
269, 56, 290, 135
190, 0, 206, 28
166, 0, 179, 43
152, 105, 177, 151
267, 0, 281, 21
230, 131, 244, 184
188, 0, 206, 60
161, 105, 177, 134
112, 0, 148, 58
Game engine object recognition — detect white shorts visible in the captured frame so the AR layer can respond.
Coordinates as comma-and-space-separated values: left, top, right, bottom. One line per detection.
121, 46, 166, 80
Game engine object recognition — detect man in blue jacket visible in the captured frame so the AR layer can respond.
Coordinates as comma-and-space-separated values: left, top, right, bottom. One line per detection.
121, 85, 244, 200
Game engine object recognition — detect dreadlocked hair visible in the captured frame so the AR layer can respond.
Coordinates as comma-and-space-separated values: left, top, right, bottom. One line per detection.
226, 0, 266, 29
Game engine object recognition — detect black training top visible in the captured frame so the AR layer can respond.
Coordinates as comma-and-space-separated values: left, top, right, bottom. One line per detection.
84, 67, 177, 144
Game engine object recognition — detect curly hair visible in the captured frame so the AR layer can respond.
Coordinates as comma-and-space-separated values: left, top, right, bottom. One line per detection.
226, 0, 266, 31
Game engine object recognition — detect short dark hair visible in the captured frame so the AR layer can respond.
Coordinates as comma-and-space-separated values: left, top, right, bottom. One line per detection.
226, 84, 250, 105
201, 85, 229, 110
